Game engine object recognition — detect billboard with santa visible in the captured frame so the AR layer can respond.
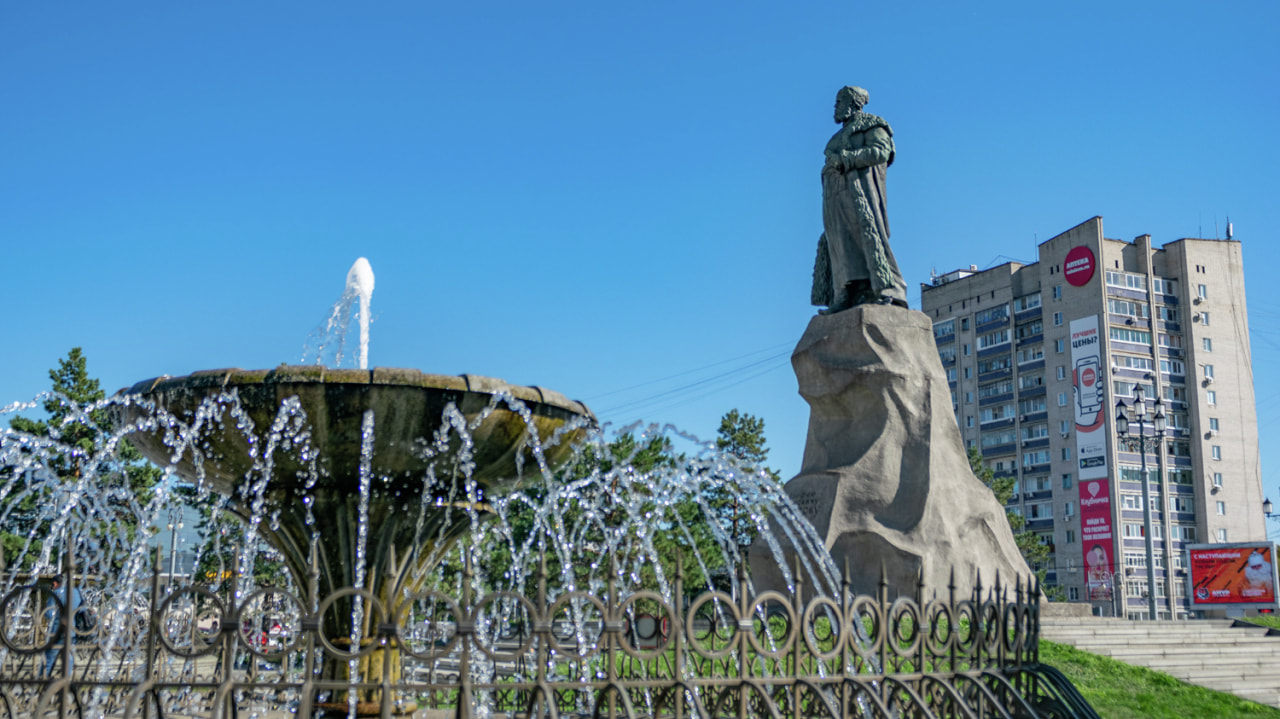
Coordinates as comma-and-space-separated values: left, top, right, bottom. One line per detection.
1186, 543, 1279, 608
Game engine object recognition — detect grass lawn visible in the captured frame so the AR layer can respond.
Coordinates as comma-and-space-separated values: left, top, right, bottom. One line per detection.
1242, 615, 1280, 631
1041, 640, 1280, 718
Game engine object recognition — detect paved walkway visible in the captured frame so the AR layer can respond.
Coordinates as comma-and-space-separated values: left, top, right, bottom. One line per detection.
1041, 616, 1280, 708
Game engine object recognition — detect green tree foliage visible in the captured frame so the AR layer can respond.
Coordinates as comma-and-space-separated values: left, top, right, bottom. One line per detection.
967, 446, 1062, 599
3, 348, 161, 571
712, 409, 781, 548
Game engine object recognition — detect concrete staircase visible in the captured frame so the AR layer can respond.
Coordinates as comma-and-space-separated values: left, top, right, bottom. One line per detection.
1041, 617, 1280, 709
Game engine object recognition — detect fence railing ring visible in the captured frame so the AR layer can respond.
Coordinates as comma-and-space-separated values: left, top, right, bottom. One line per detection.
887, 597, 923, 659
314, 587, 386, 659
951, 599, 979, 657
916, 674, 980, 719
616, 590, 676, 659
801, 594, 844, 661
391, 590, 462, 661
470, 591, 538, 661
684, 591, 738, 660
979, 599, 1001, 654
744, 591, 795, 658
1001, 602, 1024, 655
545, 591, 609, 660
923, 600, 954, 657
156, 586, 225, 658
0, 585, 58, 655
846, 594, 883, 654
234, 587, 306, 657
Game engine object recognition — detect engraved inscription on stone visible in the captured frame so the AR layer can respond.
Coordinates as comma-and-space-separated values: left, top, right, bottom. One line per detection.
791, 490, 821, 523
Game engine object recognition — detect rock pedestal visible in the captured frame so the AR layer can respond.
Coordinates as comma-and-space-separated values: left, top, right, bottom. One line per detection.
754, 305, 1029, 598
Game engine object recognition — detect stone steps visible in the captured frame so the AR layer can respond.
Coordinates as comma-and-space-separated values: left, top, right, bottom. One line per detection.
1041, 616, 1280, 709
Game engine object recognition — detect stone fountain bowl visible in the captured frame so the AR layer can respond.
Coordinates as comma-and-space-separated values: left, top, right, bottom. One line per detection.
115, 365, 595, 500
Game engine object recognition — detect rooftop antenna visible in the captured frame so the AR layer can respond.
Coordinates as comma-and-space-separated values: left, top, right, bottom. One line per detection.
1226, 216, 1233, 241
1215, 215, 1220, 240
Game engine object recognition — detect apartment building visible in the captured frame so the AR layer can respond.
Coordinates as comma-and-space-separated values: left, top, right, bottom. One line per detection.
921, 216, 1265, 618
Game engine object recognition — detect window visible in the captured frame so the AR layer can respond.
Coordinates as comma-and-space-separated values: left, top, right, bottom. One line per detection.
1066, 530, 1075, 544
1061, 447, 1072, 461
1055, 339, 1065, 353
1209, 417, 1219, 432
1053, 311, 1063, 326
1057, 392, 1068, 406
1015, 294, 1041, 311
966, 415, 974, 428
978, 329, 1010, 349
1060, 420, 1070, 435
1019, 397, 1047, 414
981, 429, 1017, 448
1027, 501, 1053, 519
1166, 440, 1191, 457
1203, 364, 1215, 380
975, 305, 1010, 325
1113, 381, 1154, 398
1163, 385, 1187, 402
1119, 465, 1158, 483
1216, 529, 1227, 542
1062, 473, 1073, 489
1022, 450, 1051, 467
1159, 359, 1184, 374
1212, 472, 1223, 487
1017, 346, 1044, 364
965, 391, 973, 403
1167, 412, 1190, 430
1016, 320, 1043, 339
1200, 311, 1210, 326
980, 403, 1015, 423
938, 345, 956, 362
1197, 284, 1208, 299
1170, 496, 1194, 513
1175, 525, 1196, 542
1031, 476, 1052, 492
1216, 501, 1225, 515
1053, 285, 1062, 299
978, 355, 1013, 373
1155, 306, 1179, 322
961, 317, 969, 331
1019, 373, 1044, 390
1152, 277, 1177, 295
1207, 390, 1217, 405
1211, 445, 1222, 460
1108, 298, 1150, 318
1021, 423, 1049, 440
1106, 271, 1147, 290
1159, 333, 1183, 349
964, 367, 972, 379
1110, 327, 1152, 344
1202, 338, 1213, 352
1056, 366, 1066, 380
963, 343, 971, 356
946, 367, 957, 381
1113, 354, 1154, 371
933, 319, 955, 338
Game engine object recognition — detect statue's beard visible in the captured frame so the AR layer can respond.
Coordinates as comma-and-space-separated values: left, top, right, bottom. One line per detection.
834, 106, 861, 123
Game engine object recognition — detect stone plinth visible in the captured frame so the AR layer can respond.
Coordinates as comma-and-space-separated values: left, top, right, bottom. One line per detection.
754, 305, 1029, 598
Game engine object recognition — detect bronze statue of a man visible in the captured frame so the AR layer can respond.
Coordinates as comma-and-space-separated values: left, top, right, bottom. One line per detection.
811, 86, 908, 312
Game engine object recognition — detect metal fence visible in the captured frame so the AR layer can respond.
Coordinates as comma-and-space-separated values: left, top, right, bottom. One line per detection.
0, 554, 1097, 719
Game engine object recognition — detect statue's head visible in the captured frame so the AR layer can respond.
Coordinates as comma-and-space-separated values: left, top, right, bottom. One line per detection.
834, 86, 869, 122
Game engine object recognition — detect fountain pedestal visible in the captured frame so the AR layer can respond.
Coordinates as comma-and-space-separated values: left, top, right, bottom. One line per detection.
753, 305, 1028, 597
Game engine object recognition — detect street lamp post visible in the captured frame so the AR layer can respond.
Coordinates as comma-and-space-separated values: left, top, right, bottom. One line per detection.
1116, 384, 1166, 621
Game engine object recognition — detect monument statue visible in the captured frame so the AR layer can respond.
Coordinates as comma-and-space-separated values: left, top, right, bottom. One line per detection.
811, 86, 908, 311
751, 87, 1031, 599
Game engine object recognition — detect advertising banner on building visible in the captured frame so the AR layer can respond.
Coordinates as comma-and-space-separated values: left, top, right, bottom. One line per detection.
1079, 478, 1115, 600
1187, 543, 1279, 608
1071, 316, 1107, 480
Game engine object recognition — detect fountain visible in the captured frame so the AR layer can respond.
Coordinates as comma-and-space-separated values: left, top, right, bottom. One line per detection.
0, 256, 1086, 718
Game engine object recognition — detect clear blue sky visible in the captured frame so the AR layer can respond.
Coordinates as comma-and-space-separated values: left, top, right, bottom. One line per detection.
3, 1, 1278, 532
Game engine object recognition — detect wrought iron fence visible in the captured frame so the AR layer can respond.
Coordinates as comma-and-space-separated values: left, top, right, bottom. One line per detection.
0, 553, 1096, 719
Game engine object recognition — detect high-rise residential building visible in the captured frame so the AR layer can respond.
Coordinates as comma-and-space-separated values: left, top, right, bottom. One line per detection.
921, 216, 1265, 619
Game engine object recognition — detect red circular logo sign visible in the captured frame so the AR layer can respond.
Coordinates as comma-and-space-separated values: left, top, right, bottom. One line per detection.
1064, 246, 1095, 287
1081, 367, 1095, 387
